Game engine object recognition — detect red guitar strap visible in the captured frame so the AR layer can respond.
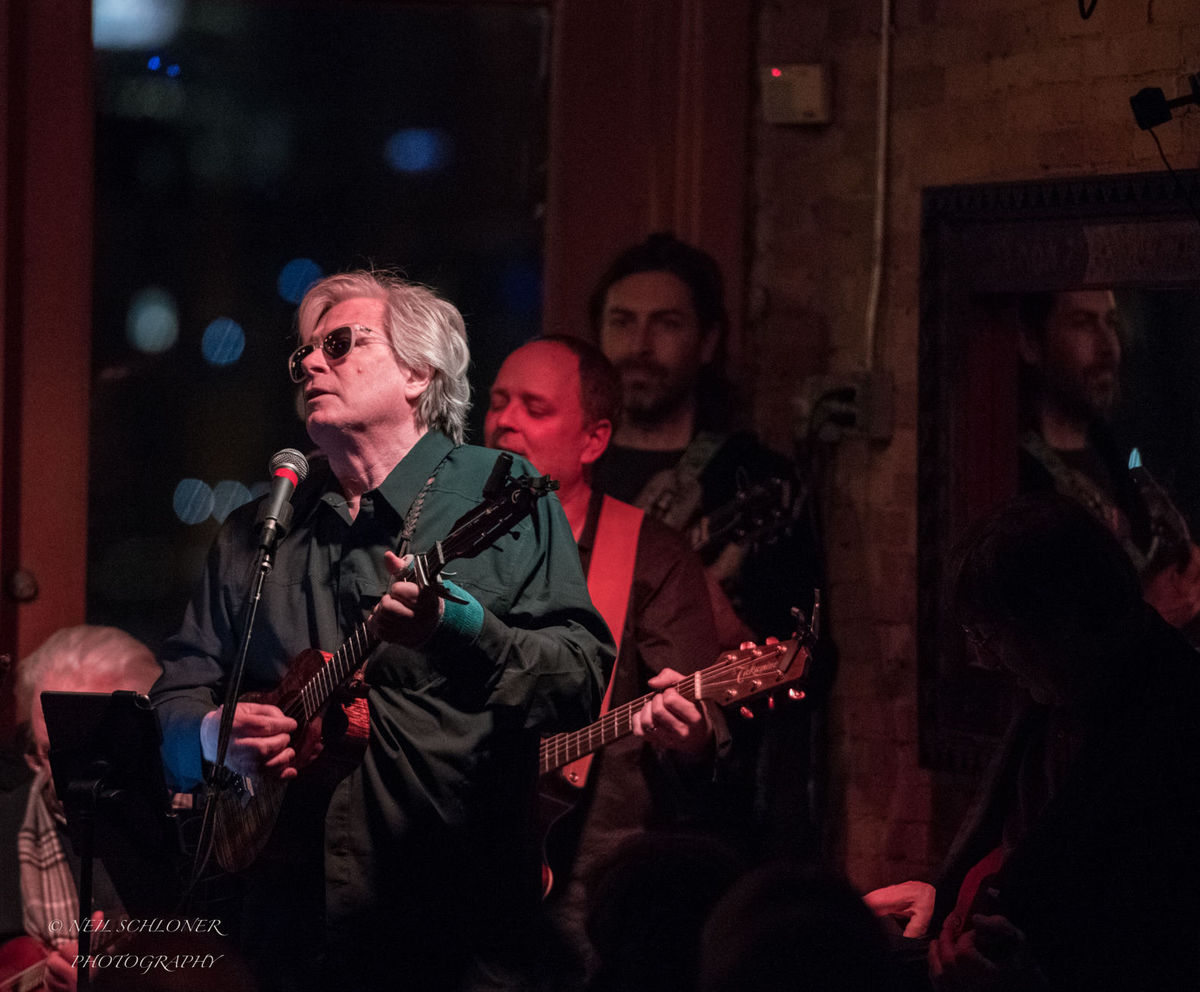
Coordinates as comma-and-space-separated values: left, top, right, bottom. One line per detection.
559, 495, 644, 788
948, 844, 1006, 936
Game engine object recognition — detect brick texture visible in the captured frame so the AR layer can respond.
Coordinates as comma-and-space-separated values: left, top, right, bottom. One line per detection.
752, 0, 1200, 890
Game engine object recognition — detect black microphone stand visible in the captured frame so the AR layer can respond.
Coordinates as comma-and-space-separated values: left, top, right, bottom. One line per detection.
212, 499, 295, 789
44, 689, 180, 992
191, 501, 294, 886
68, 769, 104, 990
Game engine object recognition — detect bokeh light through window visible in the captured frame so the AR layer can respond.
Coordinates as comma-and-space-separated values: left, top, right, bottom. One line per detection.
90, 1, 550, 648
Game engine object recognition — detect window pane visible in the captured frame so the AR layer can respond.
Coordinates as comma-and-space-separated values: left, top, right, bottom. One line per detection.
90, 1, 550, 647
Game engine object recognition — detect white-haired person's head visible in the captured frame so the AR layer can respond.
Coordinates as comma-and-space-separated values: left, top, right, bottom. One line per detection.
296, 270, 472, 445
18, 625, 160, 774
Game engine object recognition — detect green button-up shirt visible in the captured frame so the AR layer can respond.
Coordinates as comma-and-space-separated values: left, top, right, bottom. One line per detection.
152, 432, 612, 983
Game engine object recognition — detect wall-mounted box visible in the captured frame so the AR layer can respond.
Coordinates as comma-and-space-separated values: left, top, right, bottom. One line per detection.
761, 63, 832, 125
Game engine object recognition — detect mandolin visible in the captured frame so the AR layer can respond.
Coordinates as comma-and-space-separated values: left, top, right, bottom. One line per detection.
209, 455, 556, 872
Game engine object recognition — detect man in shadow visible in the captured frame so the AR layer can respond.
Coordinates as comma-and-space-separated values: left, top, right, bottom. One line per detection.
868, 494, 1200, 990
0, 627, 167, 992
1017, 288, 1200, 630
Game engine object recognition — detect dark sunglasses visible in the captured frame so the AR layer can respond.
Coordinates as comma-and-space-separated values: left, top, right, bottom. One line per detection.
289, 324, 379, 383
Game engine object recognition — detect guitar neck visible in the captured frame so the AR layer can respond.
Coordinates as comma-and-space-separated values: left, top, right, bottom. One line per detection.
284, 545, 456, 723
538, 637, 809, 776
291, 621, 380, 723
539, 676, 702, 774
686, 477, 795, 556
284, 463, 554, 725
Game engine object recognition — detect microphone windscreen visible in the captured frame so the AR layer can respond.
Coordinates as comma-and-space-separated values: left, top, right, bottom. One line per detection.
269, 448, 310, 483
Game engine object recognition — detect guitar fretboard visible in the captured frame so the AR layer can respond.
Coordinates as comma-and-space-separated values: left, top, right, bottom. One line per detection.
290, 621, 380, 723
538, 675, 700, 774
538, 639, 805, 776
276, 477, 550, 725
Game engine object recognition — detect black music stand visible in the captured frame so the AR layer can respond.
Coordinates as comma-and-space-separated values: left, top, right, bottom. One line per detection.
42, 690, 183, 987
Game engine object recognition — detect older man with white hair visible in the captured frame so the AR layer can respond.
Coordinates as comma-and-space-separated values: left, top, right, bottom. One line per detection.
152, 270, 611, 992
0, 625, 160, 992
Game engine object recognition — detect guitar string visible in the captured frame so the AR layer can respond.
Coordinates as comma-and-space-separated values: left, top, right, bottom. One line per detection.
538, 644, 803, 764
282, 457, 454, 724
539, 678, 707, 771
236, 477, 770, 753
201, 471, 449, 880
207, 452, 527, 881
543, 481, 803, 770
538, 644, 805, 771
281, 464, 543, 725
541, 479, 798, 769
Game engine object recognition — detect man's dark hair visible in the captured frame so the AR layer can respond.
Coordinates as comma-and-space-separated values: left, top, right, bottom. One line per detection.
948, 493, 1142, 659
587, 232, 729, 339
1017, 289, 1126, 347
537, 334, 622, 428
587, 232, 737, 429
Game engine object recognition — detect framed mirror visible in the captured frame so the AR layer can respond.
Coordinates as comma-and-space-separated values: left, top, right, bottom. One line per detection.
917, 168, 1200, 771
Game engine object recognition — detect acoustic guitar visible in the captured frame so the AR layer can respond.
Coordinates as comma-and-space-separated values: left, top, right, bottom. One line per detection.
538, 606, 817, 897
209, 457, 557, 872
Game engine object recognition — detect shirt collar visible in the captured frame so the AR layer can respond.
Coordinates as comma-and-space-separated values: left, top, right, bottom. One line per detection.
314, 431, 456, 524
374, 431, 456, 518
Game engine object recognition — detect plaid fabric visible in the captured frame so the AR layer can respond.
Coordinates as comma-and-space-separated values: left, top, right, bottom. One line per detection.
17, 769, 77, 950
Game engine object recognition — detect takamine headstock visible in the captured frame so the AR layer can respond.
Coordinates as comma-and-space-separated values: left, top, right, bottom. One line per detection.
698, 592, 820, 717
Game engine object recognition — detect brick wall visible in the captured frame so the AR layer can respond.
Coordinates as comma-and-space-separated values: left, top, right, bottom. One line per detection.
751, 0, 1199, 889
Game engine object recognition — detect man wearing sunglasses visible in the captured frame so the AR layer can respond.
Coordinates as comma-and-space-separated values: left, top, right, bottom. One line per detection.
152, 271, 613, 992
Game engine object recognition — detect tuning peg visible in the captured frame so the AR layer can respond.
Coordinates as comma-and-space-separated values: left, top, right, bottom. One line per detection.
789, 607, 805, 637
767, 696, 776, 710
738, 640, 757, 651
788, 688, 806, 701
739, 706, 755, 720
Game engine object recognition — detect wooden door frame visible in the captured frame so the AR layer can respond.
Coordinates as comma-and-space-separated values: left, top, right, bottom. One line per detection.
1, 0, 94, 666
544, 0, 752, 355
